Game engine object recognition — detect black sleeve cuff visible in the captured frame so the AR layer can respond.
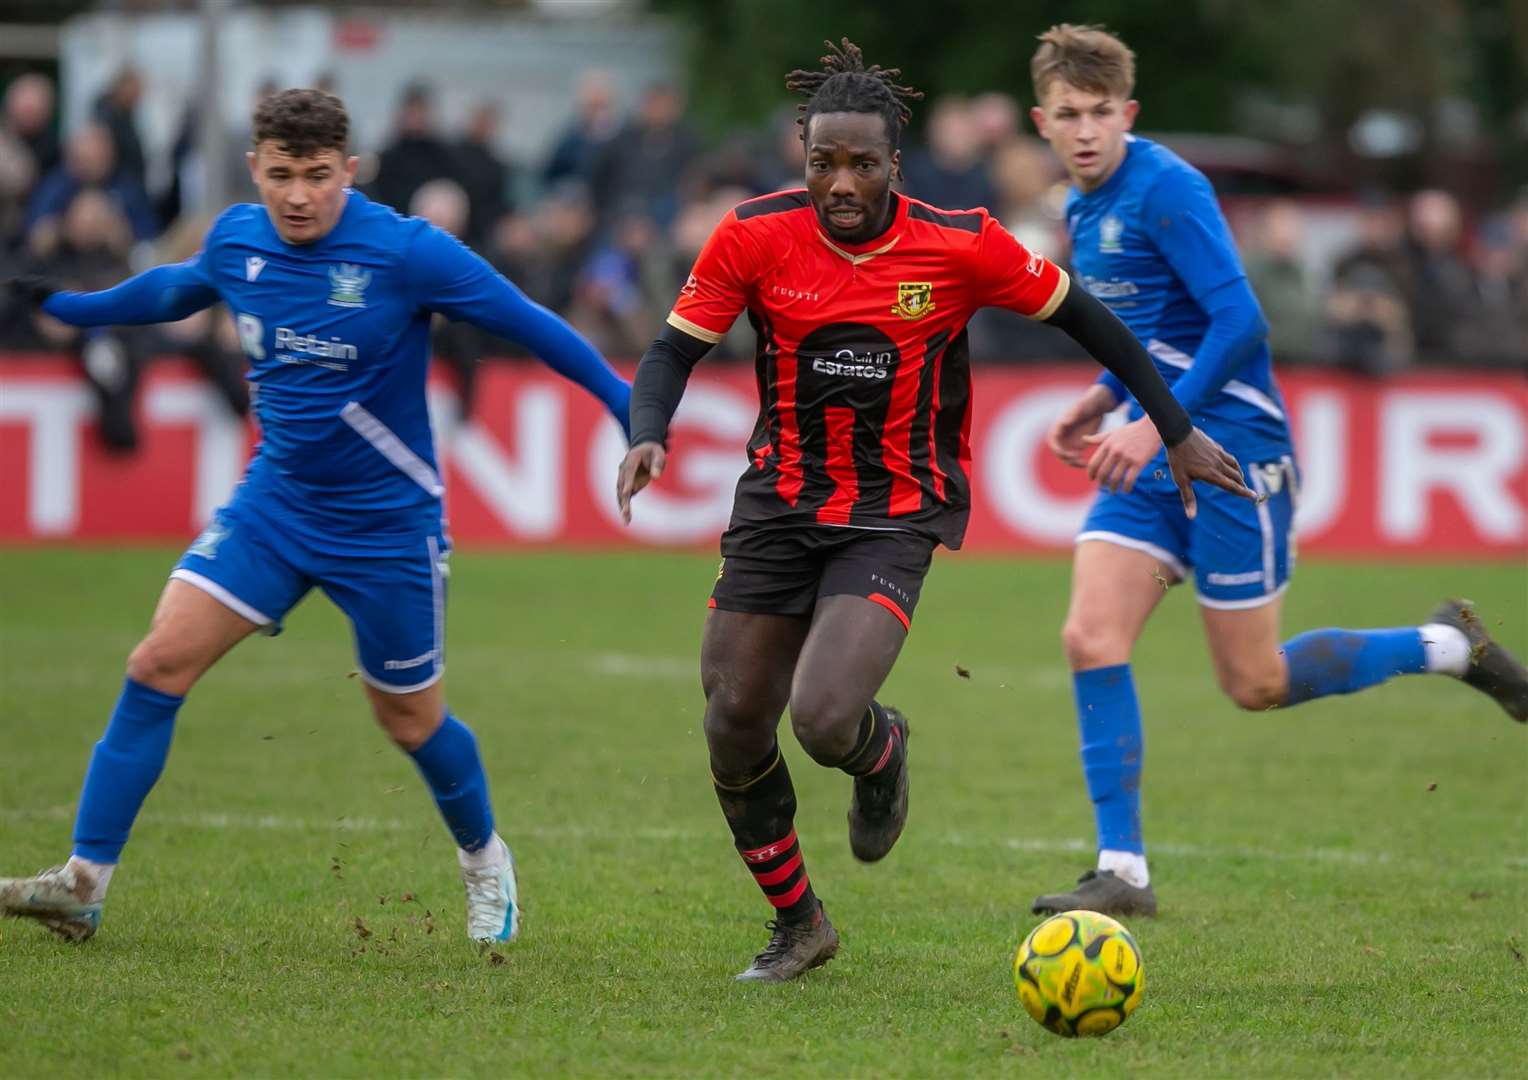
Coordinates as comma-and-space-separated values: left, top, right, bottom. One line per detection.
629, 323, 715, 447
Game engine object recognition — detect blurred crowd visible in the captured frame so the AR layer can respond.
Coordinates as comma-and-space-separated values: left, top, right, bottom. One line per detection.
1243, 190, 1528, 375
1, 69, 1524, 449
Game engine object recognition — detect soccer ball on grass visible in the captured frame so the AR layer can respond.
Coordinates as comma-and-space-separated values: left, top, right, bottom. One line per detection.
1013, 909, 1144, 1037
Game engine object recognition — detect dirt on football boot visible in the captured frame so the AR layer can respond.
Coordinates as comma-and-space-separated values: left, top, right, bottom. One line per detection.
848, 707, 910, 863
0, 863, 103, 941
735, 904, 840, 982
1031, 869, 1158, 918
1430, 600, 1528, 722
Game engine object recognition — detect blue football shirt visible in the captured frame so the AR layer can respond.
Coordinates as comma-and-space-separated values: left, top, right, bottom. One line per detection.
1066, 136, 1292, 461
45, 190, 630, 555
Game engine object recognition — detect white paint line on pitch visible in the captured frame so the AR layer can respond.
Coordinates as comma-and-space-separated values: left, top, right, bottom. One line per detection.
586, 653, 696, 679
5, 804, 1520, 872
576, 653, 1079, 689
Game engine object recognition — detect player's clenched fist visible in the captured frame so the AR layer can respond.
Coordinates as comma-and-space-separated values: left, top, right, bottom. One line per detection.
616, 441, 667, 523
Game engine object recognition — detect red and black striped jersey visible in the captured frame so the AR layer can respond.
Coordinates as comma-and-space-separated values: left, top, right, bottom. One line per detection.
668, 189, 1069, 549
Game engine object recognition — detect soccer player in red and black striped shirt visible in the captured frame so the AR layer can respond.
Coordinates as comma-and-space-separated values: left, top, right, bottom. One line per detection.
616, 39, 1250, 982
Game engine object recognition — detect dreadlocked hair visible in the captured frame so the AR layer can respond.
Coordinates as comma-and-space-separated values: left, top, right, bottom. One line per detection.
785, 38, 923, 150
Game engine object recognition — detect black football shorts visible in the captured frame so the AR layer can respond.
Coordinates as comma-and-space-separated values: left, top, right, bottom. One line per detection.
709, 523, 937, 630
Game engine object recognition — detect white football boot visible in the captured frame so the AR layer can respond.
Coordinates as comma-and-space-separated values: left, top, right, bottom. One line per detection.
0, 862, 105, 941
459, 833, 519, 944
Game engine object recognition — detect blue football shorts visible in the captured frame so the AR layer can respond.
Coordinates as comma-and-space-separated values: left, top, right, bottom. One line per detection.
1077, 453, 1298, 610
169, 496, 448, 693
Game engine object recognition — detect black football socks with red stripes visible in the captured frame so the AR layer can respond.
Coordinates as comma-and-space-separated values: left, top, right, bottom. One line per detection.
836, 700, 904, 777
713, 742, 820, 927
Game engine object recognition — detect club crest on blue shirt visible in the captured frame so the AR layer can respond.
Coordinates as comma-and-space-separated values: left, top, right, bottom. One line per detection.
893, 281, 935, 320
188, 516, 231, 559
328, 263, 372, 309
1099, 214, 1125, 254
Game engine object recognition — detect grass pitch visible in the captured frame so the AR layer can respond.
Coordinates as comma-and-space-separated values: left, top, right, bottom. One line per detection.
1, 548, 1524, 1077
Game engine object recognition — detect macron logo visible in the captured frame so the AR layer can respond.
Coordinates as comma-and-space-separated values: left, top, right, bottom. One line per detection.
245, 257, 267, 282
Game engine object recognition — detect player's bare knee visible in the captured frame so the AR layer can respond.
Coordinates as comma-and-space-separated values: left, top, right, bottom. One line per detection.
377, 711, 438, 752
125, 635, 196, 695
703, 673, 772, 733
702, 699, 777, 777
371, 694, 442, 751
701, 702, 745, 748
1218, 664, 1288, 712
788, 689, 860, 765
1061, 618, 1129, 671
702, 673, 760, 727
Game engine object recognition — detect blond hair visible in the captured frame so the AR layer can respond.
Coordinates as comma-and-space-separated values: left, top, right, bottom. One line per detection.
1030, 24, 1136, 103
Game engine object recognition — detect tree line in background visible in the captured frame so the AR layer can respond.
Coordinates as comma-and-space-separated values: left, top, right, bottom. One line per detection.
6, 1, 1522, 193
654, 0, 1526, 197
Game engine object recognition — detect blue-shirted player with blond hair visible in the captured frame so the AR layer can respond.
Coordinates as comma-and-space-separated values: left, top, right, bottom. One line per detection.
1025, 25, 1527, 918
1, 89, 631, 943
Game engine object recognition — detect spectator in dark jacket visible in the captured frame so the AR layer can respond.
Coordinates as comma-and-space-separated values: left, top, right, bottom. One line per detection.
371, 83, 457, 216
27, 187, 145, 450
1456, 218, 1528, 369
26, 123, 157, 242
513, 180, 599, 315
4, 73, 59, 179
900, 96, 998, 212
1325, 195, 1415, 374
543, 71, 621, 189
1401, 189, 1477, 360
92, 69, 147, 191
410, 178, 490, 417
454, 101, 513, 250
591, 82, 698, 230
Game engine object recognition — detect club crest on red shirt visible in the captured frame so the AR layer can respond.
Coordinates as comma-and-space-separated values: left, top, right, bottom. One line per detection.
892, 281, 935, 320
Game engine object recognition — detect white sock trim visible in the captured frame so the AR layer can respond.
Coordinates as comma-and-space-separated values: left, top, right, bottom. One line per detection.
1419, 624, 1472, 676
458, 833, 506, 870
1098, 849, 1150, 889
65, 855, 114, 902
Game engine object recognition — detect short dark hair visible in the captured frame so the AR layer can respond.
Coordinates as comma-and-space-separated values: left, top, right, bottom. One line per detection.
252, 88, 349, 157
785, 38, 923, 150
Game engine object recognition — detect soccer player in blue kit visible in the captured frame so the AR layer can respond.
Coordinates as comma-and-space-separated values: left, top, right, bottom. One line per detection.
1024, 26, 1528, 918
0, 89, 631, 943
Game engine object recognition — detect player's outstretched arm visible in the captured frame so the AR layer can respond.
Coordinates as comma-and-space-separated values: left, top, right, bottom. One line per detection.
1043, 281, 1253, 516
616, 324, 713, 523
403, 226, 631, 436
7, 262, 219, 328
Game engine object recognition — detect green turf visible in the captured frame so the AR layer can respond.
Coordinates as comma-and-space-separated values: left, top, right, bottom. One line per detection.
1, 548, 1524, 1077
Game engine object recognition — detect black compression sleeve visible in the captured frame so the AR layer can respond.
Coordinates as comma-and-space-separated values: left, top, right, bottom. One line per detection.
629, 323, 715, 447
1045, 283, 1194, 447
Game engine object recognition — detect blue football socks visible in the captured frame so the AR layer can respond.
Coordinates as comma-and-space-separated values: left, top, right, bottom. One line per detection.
72, 678, 183, 864
1282, 627, 1427, 707
1073, 665, 1144, 856
408, 713, 495, 853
